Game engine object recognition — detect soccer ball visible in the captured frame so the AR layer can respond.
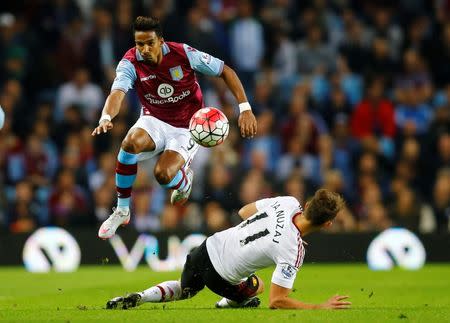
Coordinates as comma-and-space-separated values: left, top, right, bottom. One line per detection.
189, 107, 229, 147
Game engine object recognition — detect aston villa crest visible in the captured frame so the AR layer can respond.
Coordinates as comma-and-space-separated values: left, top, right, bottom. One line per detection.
170, 66, 183, 81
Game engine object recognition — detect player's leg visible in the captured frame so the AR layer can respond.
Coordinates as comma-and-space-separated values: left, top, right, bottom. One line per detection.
106, 243, 206, 309
215, 275, 265, 308
154, 150, 193, 205
106, 280, 184, 309
132, 244, 207, 305
116, 128, 156, 208
154, 130, 198, 205
190, 240, 263, 308
98, 126, 156, 239
199, 248, 264, 308
154, 150, 186, 188
179, 242, 207, 299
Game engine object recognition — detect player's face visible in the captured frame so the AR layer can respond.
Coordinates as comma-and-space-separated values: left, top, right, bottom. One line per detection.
135, 31, 163, 65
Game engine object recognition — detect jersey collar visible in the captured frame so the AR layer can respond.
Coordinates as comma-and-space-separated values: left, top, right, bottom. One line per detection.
162, 43, 170, 55
292, 212, 303, 235
135, 43, 170, 61
135, 49, 144, 61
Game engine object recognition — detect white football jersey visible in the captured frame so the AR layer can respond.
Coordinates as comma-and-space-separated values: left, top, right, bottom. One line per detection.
206, 196, 305, 289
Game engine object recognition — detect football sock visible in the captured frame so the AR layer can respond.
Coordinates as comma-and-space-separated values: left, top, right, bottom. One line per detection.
140, 281, 182, 302
161, 168, 190, 192
116, 148, 138, 210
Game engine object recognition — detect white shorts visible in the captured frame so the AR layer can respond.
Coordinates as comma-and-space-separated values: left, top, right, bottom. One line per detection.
130, 116, 199, 166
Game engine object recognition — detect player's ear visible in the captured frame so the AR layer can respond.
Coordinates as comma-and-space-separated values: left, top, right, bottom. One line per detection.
322, 220, 333, 228
159, 37, 165, 45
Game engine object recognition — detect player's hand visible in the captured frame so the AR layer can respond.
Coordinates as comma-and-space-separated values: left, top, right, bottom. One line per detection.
92, 120, 113, 136
238, 110, 257, 138
320, 295, 351, 310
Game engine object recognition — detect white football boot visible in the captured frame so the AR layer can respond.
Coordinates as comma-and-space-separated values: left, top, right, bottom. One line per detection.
215, 296, 261, 308
170, 168, 194, 206
98, 208, 130, 239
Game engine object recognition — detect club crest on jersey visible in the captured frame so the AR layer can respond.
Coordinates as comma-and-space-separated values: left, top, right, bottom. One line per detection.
170, 66, 183, 81
281, 264, 296, 279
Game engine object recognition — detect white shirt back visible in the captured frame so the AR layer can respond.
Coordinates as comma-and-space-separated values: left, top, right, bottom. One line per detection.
206, 196, 305, 289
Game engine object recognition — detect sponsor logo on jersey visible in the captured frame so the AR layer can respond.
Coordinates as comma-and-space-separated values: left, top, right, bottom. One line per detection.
157, 83, 174, 98
281, 264, 296, 279
145, 90, 191, 104
140, 74, 156, 81
201, 53, 212, 65
170, 66, 184, 81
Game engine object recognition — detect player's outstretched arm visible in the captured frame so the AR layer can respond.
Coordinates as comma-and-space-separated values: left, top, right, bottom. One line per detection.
238, 198, 276, 220
220, 65, 257, 138
269, 283, 351, 310
92, 90, 126, 136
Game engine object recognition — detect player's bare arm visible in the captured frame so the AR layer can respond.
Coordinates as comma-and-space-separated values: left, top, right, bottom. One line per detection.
220, 65, 257, 138
91, 89, 126, 136
238, 202, 258, 220
269, 283, 351, 310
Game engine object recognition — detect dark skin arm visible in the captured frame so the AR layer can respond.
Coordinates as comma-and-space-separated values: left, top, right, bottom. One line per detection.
91, 89, 126, 136
220, 65, 257, 138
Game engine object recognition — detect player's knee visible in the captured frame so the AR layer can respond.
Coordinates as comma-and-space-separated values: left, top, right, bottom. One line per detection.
181, 287, 198, 300
121, 136, 141, 154
122, 130, 152, 154
154, 164, 173, 185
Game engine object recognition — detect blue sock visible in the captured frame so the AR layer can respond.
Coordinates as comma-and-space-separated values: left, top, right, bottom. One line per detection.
116, 149, 138, 208
161, 169, 188, 191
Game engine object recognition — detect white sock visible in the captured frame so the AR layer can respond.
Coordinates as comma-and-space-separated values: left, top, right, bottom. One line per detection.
140, 280, 182, 303
181, 181, 192, 193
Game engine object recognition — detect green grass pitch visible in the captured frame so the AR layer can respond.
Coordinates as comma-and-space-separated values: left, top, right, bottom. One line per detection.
1, 264, 449, 322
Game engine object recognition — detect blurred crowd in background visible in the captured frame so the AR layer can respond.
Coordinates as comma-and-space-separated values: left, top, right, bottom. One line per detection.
0, 0, 449, 234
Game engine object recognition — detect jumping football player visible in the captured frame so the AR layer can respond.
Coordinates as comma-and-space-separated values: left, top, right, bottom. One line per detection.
106, 189, 351, 310
92, 17, 257, 239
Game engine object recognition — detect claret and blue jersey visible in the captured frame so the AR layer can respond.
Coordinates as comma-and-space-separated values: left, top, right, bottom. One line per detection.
111, 42, 224, 128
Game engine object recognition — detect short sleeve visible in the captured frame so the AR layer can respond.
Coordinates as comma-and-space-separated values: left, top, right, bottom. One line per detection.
255, 198, 275, 211
111, 59, 137, 93
280, 196, 301, 208
183, 44, 224, 76
271, 262, 298, 289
